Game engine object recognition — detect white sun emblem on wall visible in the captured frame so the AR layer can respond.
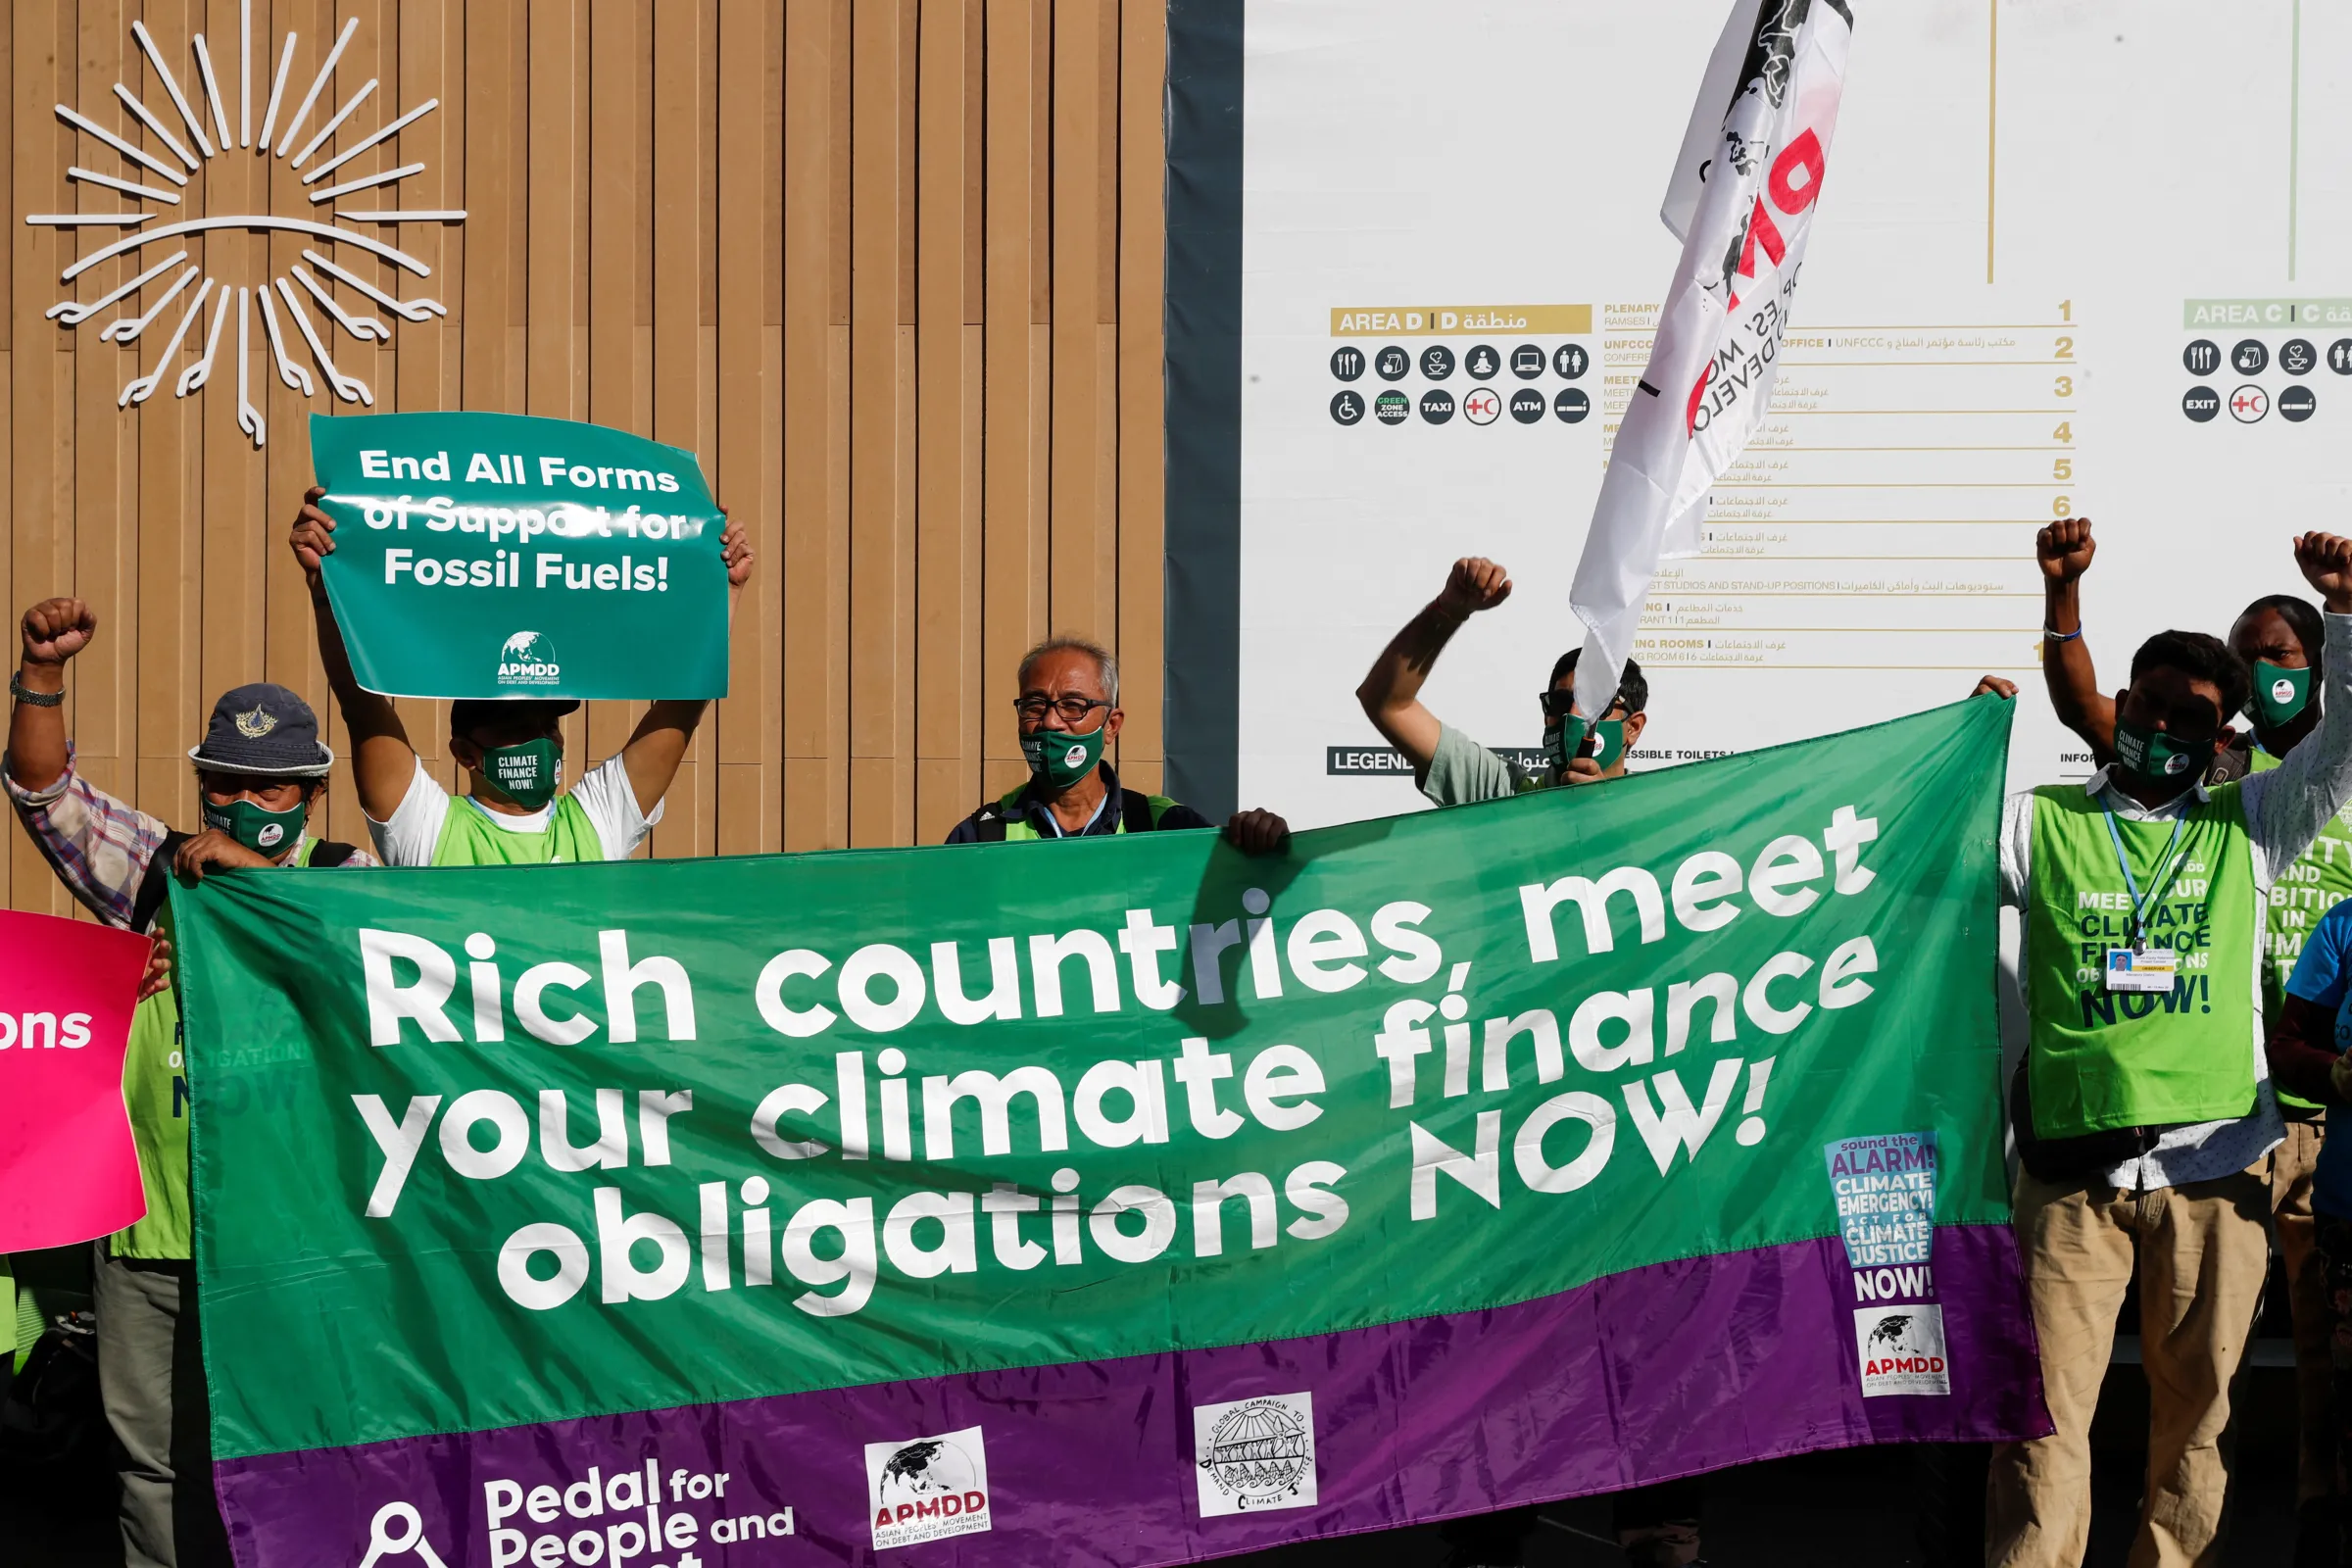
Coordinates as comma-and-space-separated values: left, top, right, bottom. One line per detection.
26, 3, 465, 449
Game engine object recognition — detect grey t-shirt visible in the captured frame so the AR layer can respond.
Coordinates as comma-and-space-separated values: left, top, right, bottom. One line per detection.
1420, 723, 1545, 807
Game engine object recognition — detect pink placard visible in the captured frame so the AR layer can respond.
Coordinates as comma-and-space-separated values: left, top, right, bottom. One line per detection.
0, 908, 152, 1251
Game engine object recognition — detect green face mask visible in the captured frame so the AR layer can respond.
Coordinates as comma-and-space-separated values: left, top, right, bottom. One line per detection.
202, 796, 308, 858
2252, 660, 2313, 732
1021, 723, 1105, 789
1544, 715, 1627, 775
481, 737, 563, 810
2113, 716, 2205, 788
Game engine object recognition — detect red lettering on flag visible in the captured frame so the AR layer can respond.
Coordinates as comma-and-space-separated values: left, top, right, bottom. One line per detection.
1769, 128, 1826, 216
1737, 198, 1787, 280
1685, 363, 1715, 434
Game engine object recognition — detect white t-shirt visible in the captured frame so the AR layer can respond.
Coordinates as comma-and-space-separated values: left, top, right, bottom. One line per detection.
368, 755, 663, 866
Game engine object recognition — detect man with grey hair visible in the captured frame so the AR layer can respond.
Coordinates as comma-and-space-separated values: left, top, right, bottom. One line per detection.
945, 634, 1289, 849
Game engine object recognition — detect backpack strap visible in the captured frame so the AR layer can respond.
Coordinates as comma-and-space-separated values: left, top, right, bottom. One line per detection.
1118, 789, 1159, 834
1121, 793, 1198, 832
128, 832, 360, 934
130, 831, 192, 937
307, 839, 363, 868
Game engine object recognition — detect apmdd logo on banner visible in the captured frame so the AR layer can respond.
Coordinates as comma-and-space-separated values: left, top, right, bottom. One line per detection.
864, 1426, 991, 1548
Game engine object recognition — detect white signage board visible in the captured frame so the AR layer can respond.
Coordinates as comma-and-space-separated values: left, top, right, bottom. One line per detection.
1205, 1, 2352, 826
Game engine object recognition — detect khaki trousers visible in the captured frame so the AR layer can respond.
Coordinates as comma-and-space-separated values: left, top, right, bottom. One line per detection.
1985, 1167, 2271, 1568
2267, 1117, 2332, 1506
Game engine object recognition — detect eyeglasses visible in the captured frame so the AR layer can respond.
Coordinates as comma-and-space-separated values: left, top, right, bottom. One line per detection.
1539, 689, 1627, 720
1013, 695, 1111, 724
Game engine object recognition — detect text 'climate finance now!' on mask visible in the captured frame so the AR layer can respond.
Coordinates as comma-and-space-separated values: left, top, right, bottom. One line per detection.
310, 412, 730, 702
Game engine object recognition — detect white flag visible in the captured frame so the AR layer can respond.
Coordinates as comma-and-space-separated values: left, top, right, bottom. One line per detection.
1568, 0, 1854, 724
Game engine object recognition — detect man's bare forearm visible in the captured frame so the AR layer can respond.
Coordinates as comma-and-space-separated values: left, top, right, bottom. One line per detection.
620, 700, 710, 816
309, 583, 401, 736
307, 582, 420, 820
1358, 602, 1467, 719
2040, 578, 2115, 759
7, 659, 69, 790
1355, 599, 1470, 769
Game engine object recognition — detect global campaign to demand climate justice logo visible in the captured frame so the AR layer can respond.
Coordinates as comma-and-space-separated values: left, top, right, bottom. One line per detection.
172, 700, 2046, 1566
310, 411, 731, 703
1195, 1394, 1318, 1517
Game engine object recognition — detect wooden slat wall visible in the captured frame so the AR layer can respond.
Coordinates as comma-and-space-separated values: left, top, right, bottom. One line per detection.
1, 0, 1170, 913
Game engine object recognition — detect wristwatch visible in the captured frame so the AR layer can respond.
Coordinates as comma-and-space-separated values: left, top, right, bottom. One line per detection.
9, 670, 65, 707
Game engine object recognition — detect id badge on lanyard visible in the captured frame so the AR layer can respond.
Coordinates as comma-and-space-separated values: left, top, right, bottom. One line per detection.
2105, 946, 2180, 994
2102, 808, 2187, 995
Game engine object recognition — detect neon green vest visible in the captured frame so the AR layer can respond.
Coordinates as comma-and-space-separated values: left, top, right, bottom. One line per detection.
2024, 784, 2260, 1140
429, 793, 607, 864
2248, 748, 2352, 1035
114, 941, 189, 1259
115, 835, 342, 1260
996, 787, 1178, 842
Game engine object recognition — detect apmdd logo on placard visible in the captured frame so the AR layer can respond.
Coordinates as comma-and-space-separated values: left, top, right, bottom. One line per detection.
1194, 1393, 1317, 1517
864, 1425, 991, 1549
1853, 1305, 1951, 1397
496, 630, 562, 688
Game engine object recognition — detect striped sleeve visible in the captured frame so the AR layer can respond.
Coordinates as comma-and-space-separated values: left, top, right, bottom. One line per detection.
2, 743, 170, 929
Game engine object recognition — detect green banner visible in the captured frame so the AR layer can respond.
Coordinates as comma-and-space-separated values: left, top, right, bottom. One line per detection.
310, 411, 730, 701
176, 699, 2011, 1464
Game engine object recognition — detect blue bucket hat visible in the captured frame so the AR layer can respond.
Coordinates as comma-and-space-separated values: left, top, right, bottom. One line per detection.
186, 683, 335, 777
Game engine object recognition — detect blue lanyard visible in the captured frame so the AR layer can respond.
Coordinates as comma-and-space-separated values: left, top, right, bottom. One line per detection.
2101, 808, 2188, 949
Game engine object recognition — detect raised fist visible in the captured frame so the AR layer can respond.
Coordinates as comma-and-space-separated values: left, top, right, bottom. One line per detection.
2295, 532, 2352, 613
1436, 558, 1513, 620
2035, 517, 2095, 584
21, 598, 97, 664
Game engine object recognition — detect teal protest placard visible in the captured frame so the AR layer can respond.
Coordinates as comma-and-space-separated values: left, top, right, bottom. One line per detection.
310, 412, 729, 701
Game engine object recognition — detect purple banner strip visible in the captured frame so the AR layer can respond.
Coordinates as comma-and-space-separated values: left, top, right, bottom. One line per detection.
215, 1224, 2046, 1567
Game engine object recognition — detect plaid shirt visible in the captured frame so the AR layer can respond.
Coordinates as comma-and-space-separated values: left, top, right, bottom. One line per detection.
4, 743, 374, 931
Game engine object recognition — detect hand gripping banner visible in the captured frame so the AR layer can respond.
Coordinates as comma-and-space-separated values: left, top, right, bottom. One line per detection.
174, 699, 2047, 1567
